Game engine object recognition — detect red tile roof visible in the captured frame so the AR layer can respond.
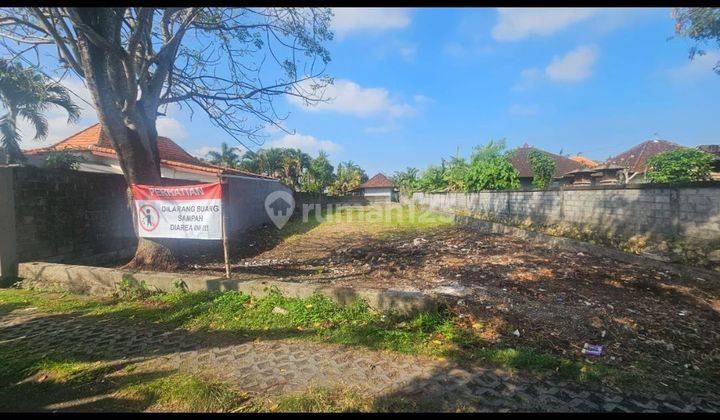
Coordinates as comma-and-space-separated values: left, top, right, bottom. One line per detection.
25, 123, 272, 179
509, 144, 586, 178
569, 155, 599, 168
358, 173, 395, 189
604, 140, 682, 173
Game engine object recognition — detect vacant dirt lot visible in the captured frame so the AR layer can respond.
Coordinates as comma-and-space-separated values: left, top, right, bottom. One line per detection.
174, 205, 720, 394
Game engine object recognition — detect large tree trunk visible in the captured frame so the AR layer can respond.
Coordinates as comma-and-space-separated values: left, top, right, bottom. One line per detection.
74, 9, 180, 271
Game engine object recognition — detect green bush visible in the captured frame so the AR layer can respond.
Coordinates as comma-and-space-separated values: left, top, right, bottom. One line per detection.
44, 151, 82, 170
417, 164, 448, 193
528, 149, 555, 189
464, 140, 520, 191
646, 148, 714, 183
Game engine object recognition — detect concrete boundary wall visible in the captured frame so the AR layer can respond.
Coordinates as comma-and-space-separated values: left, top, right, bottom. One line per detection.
17, 262, 437, 315
405, 183, 720, 244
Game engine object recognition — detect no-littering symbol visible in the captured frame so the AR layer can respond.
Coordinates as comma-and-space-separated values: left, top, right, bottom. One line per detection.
138, 204, 160, 232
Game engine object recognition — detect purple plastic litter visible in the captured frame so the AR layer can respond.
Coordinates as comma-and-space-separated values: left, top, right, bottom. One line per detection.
582, 343, 603, 356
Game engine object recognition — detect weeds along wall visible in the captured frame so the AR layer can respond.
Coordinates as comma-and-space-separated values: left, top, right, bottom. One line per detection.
403, 184, 720, 264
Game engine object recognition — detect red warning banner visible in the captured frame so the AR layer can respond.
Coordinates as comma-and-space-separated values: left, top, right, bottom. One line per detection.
130, 182, 223, 240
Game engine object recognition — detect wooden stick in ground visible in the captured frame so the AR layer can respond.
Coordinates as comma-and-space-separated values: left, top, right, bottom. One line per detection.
221, 179, 230, 279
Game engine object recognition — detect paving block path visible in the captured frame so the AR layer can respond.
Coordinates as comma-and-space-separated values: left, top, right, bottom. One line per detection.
1, 307, 718, 412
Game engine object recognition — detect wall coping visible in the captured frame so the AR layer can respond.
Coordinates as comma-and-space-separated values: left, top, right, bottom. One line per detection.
412, 181, 720, 195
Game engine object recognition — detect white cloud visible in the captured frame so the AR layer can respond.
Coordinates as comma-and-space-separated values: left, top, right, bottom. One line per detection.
332, 8, 411, 39
412, 94, 433, 105
667, 51, 720, 82
193, 146, 220, 159
289, 78, 415, 118
492, 8, 598, 41
509, 104, 540, 116
365, 121, 400, 134
545, 45, 598, 82
156, 117, 188, 142
512, 68, 542, 92
398, 43, 418, 61
267, 133, 341, 156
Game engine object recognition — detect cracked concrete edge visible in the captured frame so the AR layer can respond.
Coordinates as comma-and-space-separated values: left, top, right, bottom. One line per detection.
15, 262, 437, 315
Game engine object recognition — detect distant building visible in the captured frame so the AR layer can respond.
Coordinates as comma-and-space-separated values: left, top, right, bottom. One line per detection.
508, 144, 586, 188
569, 155, 599, 168
352, 173, 398, 202
560, 139, 689, 186
603, 139, 682, 183
24, 123, 270, 182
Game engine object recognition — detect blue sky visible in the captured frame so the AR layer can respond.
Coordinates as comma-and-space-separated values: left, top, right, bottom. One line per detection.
21, 8, 720, 177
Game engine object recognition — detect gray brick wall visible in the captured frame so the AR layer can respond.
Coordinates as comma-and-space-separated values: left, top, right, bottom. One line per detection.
406, 184, 720, 244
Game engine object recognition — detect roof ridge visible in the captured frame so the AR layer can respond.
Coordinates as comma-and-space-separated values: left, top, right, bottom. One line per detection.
54, 122, 101, 148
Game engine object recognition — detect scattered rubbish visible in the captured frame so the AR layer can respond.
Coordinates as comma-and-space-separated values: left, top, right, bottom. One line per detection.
577, 252, 586, 257
512, 329, 520, 337
412, 237, 428, 246
555, 297, 565, 304
678, 310, 688, 316
601, 330, 607, 338
457, 299, 466, 306
272, 307, 289, 315
581, 343, 603, 356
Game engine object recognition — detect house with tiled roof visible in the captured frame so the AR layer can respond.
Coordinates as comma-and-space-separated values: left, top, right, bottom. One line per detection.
352, 173, 398, 202
24, 123, 272, 182
559, 139, 687, 186
569, 155, 599, 168
508, 144, 586, 188
603, 139, 683, 183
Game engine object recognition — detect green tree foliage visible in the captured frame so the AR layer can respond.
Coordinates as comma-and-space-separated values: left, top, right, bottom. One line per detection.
0, 59, 79, 164
442, 156, 469, 192
237, 147, 312, 191
392, 167, 420, 196
44, 151, 83, 170
300, 151, 335, 193
417, 164, 448, 193
328, 161, 368, 196
528, 149, 556, 189
464, 140, 520, 191
412, 139, 520, 193
204, 142, 241, 168
672, 8, 720, 74
646, 148, 715, 183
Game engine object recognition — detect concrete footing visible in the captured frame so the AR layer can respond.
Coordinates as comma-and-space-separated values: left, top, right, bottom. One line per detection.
17, 262, 437, 315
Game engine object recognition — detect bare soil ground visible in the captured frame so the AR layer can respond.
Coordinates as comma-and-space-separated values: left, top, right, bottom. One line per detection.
145, 206, 720, 393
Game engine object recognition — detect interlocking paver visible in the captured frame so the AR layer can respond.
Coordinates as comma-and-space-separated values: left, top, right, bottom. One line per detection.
0, 308, 717, 412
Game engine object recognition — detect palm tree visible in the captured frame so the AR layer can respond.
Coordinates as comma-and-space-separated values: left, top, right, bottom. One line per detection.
205, 142, 241, 168
0, 59, 80, 164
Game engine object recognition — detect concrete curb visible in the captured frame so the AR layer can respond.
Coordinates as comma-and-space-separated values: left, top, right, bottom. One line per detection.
16, 262, 437, 315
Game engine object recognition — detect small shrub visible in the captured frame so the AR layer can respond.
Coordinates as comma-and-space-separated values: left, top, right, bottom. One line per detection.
117, 277, 152, 300
528, 149, 556, 189
44, 151, 83, 170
